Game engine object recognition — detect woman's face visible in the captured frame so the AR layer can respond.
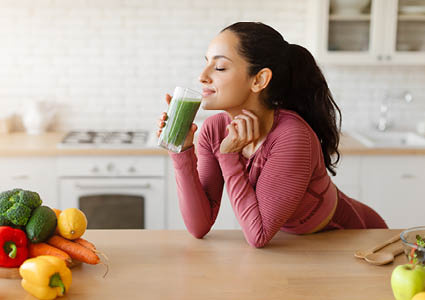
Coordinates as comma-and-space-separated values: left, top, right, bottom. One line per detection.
199, 30, 253, 111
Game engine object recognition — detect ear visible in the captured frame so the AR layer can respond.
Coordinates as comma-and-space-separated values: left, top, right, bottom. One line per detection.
251, 68, 272, 93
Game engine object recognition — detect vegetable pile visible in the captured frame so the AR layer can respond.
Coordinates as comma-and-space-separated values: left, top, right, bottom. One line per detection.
409, 235, 425, 265
0, 188, 108, 300
0, 189, 42, 226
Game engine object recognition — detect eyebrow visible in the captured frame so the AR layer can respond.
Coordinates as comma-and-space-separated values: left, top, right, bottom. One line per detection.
205, 55, 233, 62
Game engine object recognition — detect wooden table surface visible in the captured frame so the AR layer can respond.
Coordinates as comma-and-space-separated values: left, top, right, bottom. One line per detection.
0, 229, 406, 300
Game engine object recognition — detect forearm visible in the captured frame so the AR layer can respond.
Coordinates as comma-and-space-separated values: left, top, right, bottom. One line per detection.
218, 153, 278, 248
169, 147, 218, 238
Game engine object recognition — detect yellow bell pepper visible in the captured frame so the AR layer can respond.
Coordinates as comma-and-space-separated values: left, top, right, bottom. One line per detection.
19, 255, 72, 300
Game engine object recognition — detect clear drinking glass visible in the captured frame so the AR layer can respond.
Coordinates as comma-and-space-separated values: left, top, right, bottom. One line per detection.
157, 87, 202, 153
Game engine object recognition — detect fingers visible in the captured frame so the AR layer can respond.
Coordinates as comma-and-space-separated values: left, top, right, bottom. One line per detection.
233, 109, 259, 143
226, 123, 238, 142
156, 112, 168, 137
157, 112, 167, 128
234, 115, 252, 142
232, 118, 247, 141
165, 93, 172, 105
242, 109, 260, 140
190, 123, 198, 134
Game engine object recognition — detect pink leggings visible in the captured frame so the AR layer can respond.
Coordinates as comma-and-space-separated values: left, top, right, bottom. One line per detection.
320, 191, 388, 231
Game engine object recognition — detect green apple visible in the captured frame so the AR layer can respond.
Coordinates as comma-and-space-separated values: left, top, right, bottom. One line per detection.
391, 264, 425, 300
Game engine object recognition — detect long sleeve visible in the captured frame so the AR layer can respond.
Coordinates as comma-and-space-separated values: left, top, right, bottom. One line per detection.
169, 126, 224, 238
217, 124, 313, 248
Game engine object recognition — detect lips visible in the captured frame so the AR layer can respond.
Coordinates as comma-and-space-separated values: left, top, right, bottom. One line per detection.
202, 88, 216, 97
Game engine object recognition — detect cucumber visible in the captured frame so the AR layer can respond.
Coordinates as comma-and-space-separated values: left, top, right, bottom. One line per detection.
25, 206, 57, 243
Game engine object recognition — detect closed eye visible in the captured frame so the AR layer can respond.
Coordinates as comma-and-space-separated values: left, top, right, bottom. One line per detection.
215, 67, 226, 71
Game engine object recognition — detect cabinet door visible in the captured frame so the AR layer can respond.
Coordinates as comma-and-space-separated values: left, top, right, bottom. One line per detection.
166, 157, 238, 230
331, 155, 362, 200
0, 157, 57, 208
308, 0, 385, 65
383, 0, 425, 64
165, 157, 184, 229
212, 186, 240, 230
361, 156, 425, 228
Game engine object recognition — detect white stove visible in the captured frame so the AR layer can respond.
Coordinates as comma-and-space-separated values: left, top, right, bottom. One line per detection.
57, 131, 153, 148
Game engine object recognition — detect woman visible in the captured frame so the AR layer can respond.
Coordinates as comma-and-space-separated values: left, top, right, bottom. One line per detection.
157, 22, 387, 248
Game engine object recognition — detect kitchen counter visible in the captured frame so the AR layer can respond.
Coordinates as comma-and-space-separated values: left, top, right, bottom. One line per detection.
1, 132, 425, 156
0, 132, 168, 156
0, 229, 405, 300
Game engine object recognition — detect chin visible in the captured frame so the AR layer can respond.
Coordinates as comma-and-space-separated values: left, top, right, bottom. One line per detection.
201, 100, 217, 110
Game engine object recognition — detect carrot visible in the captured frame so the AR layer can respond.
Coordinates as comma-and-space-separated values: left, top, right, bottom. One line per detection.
74, 237, 109, 261
29, 242, 72, 265
74, 237, 96, 251
47, 235, 100, 265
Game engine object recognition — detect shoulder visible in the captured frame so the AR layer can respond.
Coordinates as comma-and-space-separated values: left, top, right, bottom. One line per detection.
266, 109, 317, 154
273, 110, 313, 140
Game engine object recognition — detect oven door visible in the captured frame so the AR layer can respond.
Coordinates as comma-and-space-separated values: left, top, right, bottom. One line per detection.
58, 177, 165, 229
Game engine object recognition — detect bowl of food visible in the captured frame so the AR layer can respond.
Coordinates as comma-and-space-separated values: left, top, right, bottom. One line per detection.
400, 226, 425, 265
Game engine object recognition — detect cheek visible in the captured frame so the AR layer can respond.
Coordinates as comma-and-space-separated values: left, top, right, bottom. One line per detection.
219, 74, 250, 101
202, 72, 251, 110
221, 77, 250, 105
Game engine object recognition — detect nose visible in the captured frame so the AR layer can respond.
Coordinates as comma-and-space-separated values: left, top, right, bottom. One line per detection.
199, 67, 212, 84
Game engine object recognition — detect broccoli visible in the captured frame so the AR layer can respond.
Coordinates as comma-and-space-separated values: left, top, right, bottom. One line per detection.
0, 214, 10, 226
0, 188, 42, 226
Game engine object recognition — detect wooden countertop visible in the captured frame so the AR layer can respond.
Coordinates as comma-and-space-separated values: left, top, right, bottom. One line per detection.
1, 132, 425, 156
0, 132, 168, 156
0, 229, 405, 300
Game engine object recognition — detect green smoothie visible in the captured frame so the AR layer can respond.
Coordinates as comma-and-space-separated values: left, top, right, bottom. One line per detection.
159, 97, 201, 152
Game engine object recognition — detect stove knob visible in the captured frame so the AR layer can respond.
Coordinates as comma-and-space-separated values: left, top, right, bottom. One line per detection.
106, 163, 115, 172
128, 166, 136, 173
91, 166, 99, 173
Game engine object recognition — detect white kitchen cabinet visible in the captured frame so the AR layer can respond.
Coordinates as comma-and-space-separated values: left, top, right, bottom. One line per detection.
307, 0, 425, 65
331, 155, 362, 200
213, 186, 240, 230
166, 157, 185, 229
0, 157, 57, 207
166, 157, 239, 230
361, 155, 425, 229
57, 155, 166, 229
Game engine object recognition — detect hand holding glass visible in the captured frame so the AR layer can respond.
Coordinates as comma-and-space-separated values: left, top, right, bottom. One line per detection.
157, 87, 202, 153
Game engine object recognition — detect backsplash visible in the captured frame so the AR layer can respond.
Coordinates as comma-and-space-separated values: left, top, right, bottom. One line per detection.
0, 0, 424, 133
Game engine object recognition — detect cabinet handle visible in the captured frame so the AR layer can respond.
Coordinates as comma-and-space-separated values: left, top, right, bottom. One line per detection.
401, 174, 415, 179
11, 175, 29, 180
386, 55, 391, 61
75, 183, 151, 189
377, 55, 383, 61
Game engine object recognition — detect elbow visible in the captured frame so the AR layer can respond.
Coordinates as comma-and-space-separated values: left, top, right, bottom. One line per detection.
189, 228, 209, 239
187, 225, 211, 239
245, 231, 273, 248
249, 240, 267, 249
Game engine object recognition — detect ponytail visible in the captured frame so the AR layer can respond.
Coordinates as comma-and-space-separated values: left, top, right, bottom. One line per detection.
222, 22, 342, 176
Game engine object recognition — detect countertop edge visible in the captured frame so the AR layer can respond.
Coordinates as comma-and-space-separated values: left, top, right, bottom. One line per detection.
1, 132, 425, 156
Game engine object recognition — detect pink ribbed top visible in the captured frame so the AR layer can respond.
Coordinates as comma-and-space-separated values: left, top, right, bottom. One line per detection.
169, 109, 338, 248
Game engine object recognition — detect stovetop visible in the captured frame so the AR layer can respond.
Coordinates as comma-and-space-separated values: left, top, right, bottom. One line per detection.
57, 131, 151, 148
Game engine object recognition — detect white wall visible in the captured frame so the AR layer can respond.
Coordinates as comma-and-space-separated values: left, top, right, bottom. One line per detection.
0, 0, 424, 132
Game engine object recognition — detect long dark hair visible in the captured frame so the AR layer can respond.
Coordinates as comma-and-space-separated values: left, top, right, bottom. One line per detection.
222, 22, 341, 176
